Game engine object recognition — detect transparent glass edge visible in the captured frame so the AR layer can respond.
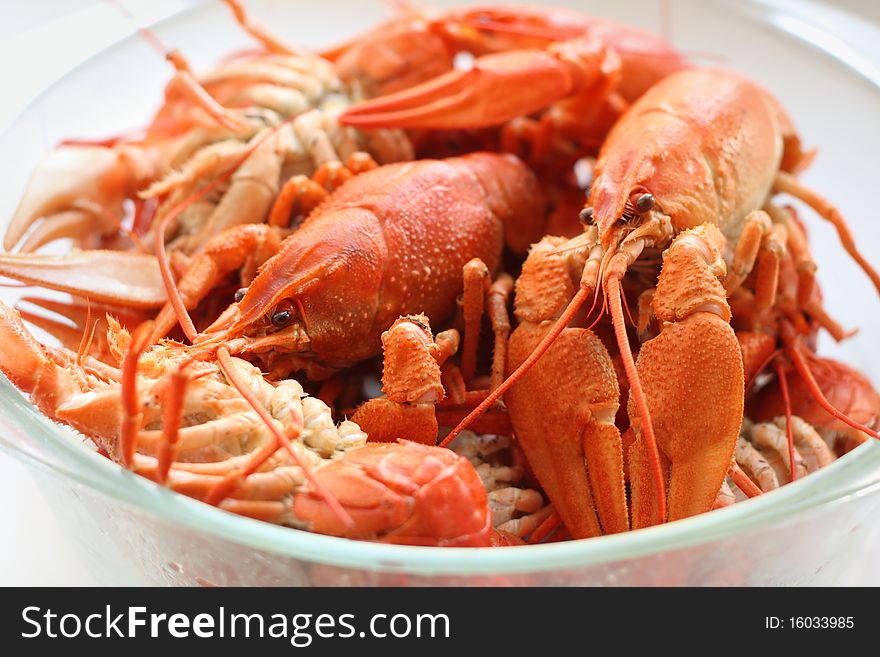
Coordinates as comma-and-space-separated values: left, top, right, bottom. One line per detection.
5, 374, 880, 574
0, 0, 209, 136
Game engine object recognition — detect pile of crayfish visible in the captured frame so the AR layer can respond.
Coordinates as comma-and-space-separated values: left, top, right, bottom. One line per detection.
0, 1, 878, 548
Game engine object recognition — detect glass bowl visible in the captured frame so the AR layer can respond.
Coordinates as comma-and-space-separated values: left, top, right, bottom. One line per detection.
1, 0, 879, 585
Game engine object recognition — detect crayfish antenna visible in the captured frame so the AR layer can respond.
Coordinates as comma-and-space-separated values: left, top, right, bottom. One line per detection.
107, 0, 167, 58
154, 194, 203, 343
605, 275, 667, 524
120, 321, 154, 468
75, 299, 97, 366
773, 358, 798, 483
156, 361, 192, 485
110, 0, 248, 133
212, 347, 354, 530
223, 0, 303, 56
782, 326, 880, 441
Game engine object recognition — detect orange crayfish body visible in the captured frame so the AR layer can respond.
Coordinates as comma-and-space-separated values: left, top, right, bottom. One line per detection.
215, 153, 546, 374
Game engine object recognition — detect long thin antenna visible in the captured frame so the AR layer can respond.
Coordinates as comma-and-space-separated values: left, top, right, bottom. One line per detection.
75, 298, 95, 365
774, 358, 797, 483
119, 321, 154, 467
786, 342, 880, 440
606, 276, 666, 524
107, 0, 170, 57
157, 361, 192, 484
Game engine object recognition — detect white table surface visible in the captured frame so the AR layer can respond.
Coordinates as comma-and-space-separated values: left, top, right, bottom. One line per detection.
1, 0, 880, 586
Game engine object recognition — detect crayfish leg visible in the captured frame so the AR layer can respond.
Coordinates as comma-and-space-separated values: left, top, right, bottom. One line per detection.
459, 258, 490, 385
486, 273, 514, 392
774, 172, 880, 296
223, 0, 303, 56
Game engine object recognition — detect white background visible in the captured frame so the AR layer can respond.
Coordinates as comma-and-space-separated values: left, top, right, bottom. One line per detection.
1, 0, 879, 585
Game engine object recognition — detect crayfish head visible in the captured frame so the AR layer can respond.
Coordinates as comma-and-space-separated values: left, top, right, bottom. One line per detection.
586, 159, 661, 244
193, 294, 316, 374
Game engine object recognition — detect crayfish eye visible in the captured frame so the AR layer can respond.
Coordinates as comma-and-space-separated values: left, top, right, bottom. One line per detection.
635, 193, 655, 213
579, 207, 594, 225
234, 287, 248, 303
271, 309, 292, 328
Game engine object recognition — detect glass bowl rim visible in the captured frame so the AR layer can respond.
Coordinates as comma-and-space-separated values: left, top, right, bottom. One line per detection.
4, 364, 880, 576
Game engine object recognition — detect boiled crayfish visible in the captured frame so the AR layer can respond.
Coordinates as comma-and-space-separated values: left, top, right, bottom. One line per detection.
0, 1, 877, 549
